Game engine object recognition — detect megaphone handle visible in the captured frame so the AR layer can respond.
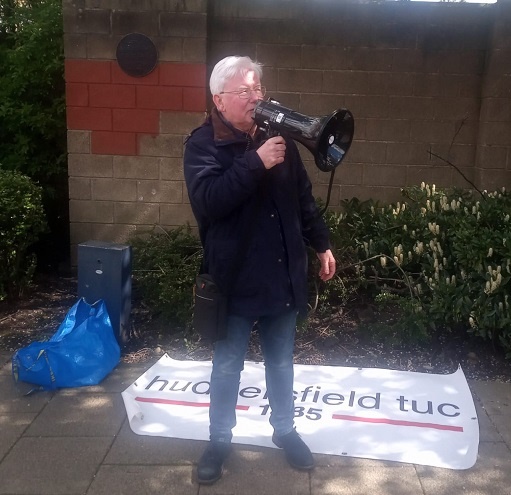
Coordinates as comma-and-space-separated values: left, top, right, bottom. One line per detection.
258, 122, 280, 140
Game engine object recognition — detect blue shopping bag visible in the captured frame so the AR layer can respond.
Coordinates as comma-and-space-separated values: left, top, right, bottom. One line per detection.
12, 298, 120, 390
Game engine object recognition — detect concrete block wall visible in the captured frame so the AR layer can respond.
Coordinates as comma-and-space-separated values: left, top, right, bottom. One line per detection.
208, 0, 507, 204
63, 0, 208, 261
476, 0, 511, 191
63, 0, 511, 259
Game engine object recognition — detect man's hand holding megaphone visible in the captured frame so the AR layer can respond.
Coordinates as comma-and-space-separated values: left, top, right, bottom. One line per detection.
256, 135, 287, 169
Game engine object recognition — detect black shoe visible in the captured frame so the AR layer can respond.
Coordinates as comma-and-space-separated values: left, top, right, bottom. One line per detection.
197, 441, 232, 485
272, 429, 314, 470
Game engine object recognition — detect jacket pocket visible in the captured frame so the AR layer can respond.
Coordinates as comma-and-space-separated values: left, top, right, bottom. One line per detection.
210, 240, 259, 297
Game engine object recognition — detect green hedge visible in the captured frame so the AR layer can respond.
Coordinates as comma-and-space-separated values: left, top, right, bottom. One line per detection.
0, 170, 47, 301
324, 183, 511, 355
131, 226, 202, 331
130, 184, 511, 357
0, 0, 66, 183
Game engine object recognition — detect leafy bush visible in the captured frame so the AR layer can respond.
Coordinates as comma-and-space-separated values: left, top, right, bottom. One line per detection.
131, 226, 202, 332
324, 183, 511, 356
129, 184, 511, 357
0, 170, 47, 301
0, 0, 66, 183
0, 0, 68, 269
132, 224, 356, 338
306, 247, 357, 326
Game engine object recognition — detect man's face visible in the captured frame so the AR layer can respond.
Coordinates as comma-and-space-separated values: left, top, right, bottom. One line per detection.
214, 70, 263, 133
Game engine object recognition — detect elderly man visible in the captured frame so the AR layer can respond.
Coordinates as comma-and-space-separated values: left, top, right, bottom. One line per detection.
184, 55, 336, 485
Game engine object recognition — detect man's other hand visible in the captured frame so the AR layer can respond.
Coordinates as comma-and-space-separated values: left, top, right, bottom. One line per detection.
317, 249, 336, 281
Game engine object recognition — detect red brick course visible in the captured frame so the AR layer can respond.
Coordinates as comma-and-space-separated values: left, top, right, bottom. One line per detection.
111, 64, 160, 86
91, 131, 137, 156
66, 83, 89, 107
159, 63, 206, 87
65, 59, 206, 155
89, 84, 136, 108
65, 60, 111, 83
183, 87, 207, 112
137, 86, 183, 110
66, 107, 112, 131
112, 109, 160, 133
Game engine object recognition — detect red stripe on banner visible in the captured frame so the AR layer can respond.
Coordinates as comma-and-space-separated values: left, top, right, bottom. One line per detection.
332, 414, 463, 432
135, 397, 249, 411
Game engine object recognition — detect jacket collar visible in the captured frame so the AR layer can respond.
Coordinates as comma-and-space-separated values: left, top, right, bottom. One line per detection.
211, 108, 267, 146
211, 107, 248, 143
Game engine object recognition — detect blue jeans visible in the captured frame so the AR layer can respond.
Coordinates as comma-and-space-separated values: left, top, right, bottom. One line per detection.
209, 309, 297, 443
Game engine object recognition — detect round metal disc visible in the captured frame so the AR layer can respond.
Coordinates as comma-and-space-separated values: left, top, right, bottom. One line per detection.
116, 33, 158, 78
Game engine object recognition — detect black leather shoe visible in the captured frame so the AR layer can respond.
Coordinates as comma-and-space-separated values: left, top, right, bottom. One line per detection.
197, 441, 232, 485
272, 429, 314, 470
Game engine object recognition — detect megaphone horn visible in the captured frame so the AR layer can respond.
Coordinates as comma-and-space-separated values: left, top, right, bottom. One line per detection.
253, 99, 355, 173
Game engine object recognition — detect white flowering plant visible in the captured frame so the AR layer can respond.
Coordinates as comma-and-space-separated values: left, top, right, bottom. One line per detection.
324, 184, 511, 357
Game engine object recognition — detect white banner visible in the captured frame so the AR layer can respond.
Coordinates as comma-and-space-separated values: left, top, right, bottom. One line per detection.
121, 354, 479, 470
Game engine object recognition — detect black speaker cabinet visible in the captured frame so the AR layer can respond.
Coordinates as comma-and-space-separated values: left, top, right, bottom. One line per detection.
77, 241, 132, 347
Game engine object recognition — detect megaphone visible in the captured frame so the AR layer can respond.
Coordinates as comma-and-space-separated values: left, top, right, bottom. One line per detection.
253, 99, 354, 172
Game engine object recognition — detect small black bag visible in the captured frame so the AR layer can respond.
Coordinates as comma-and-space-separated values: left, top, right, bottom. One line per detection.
193, 183, 265, 343
193, 273, 228, 342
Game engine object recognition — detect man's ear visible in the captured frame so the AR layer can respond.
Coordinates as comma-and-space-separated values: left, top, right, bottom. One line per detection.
213, 94, 225, 112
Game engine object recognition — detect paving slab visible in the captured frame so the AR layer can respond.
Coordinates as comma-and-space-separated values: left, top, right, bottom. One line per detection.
470, 380, 511, 415
77, 361, 159, 394
0, 436, 112, 495
105, 421, 204, 465
0, 360, 509, 495
475, 400, 504, 442
470, 379, 511, 454
416, 441, 511, 495
0, 412, 36, 460
312, 463, 423, 495
86, 465, 196, 495
0, 374, 53, 414
489, 414, 511, 445
25, 390, 126, 437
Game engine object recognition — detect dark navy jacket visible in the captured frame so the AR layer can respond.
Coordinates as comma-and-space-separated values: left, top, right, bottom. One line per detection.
183, 109, 331, 318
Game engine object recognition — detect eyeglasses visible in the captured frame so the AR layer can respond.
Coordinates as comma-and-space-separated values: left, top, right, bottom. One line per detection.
219, 86, 266, 99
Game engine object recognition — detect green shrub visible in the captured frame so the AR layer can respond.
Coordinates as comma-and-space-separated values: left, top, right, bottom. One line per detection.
306, 247, 357, 326
131, 224, 357, 338
131, 226, 202, 332
0, 0, 66, 183
325, 183, 511, 356
129, 184, 511, 357
0, 169, 47, 301
0, 0, 68, 268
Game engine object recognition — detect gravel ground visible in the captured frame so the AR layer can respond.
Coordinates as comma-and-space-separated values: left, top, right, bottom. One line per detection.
1, 273, 510, 382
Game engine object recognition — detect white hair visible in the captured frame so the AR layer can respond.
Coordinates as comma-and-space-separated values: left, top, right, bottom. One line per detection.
209, 56, 263, 95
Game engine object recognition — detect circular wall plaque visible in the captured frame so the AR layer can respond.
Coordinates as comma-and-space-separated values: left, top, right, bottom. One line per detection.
116, 33, 158, 78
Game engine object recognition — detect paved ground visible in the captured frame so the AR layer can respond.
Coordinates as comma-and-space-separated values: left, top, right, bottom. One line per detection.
1, 349, 510, 495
